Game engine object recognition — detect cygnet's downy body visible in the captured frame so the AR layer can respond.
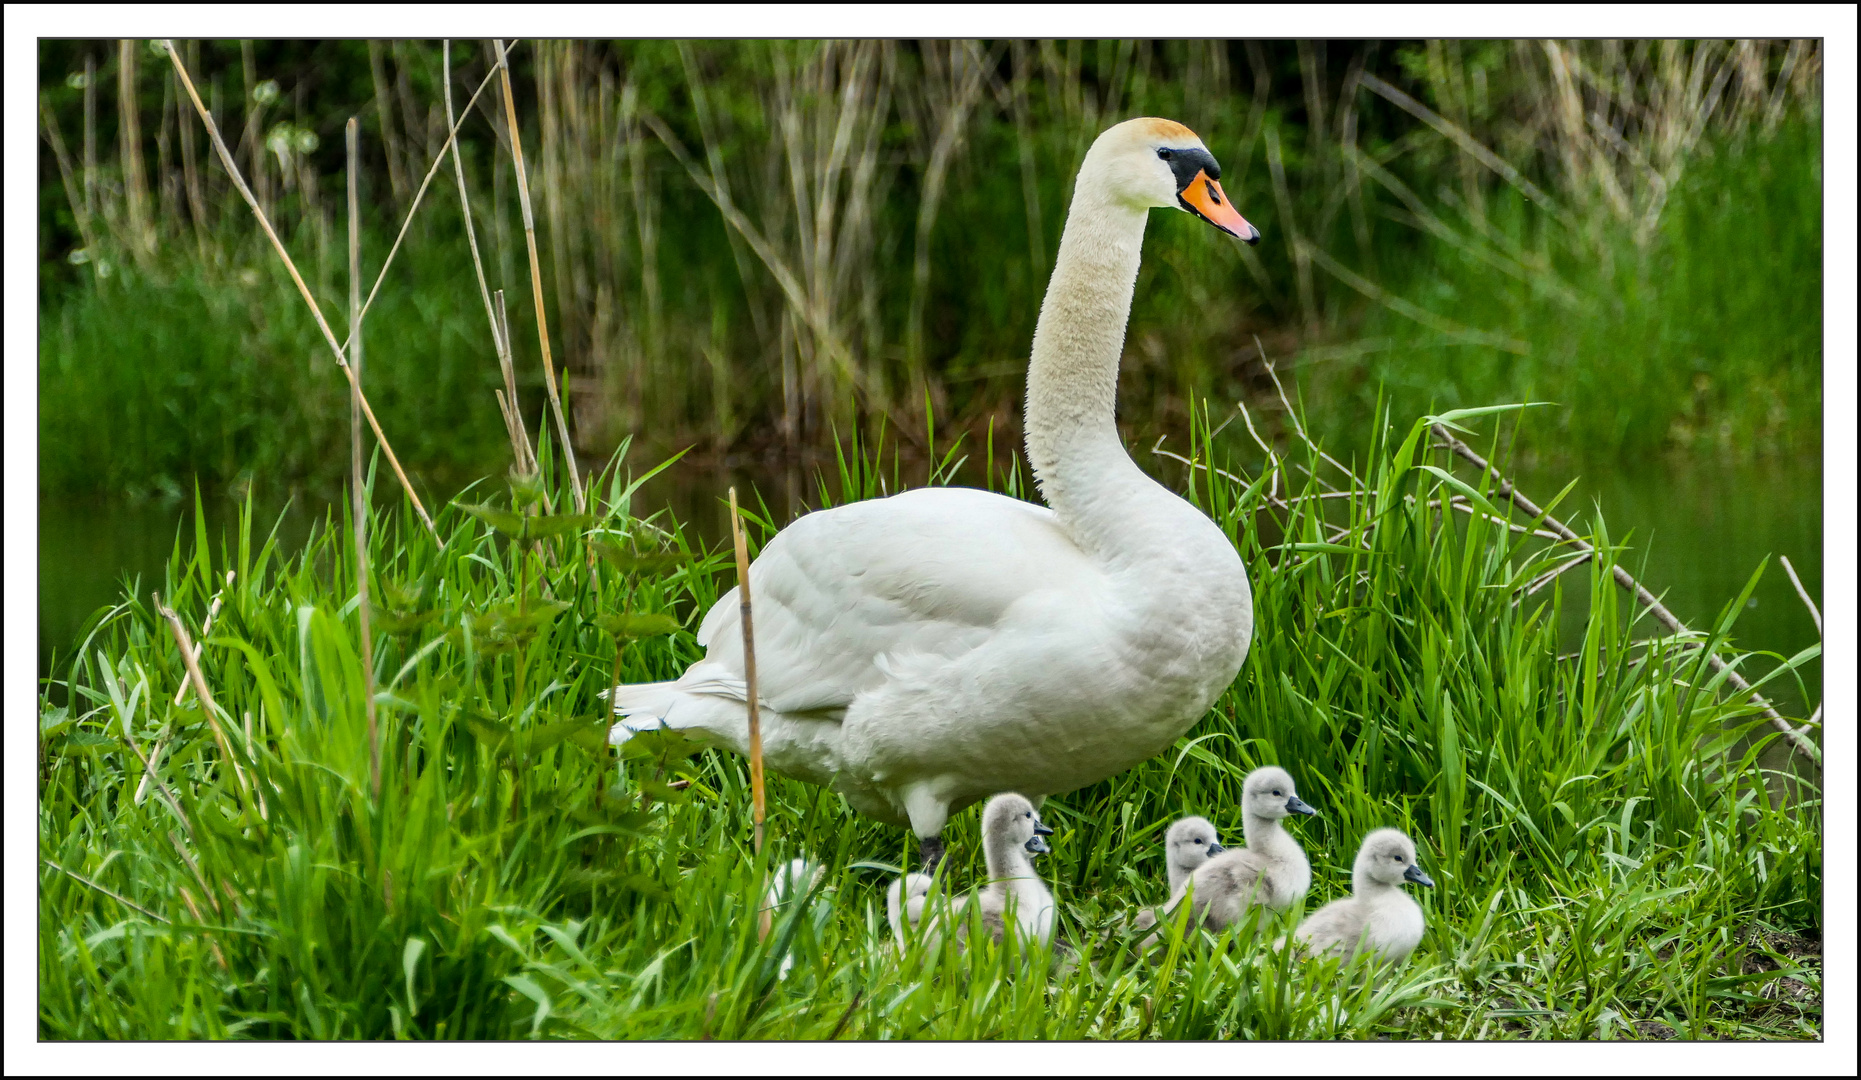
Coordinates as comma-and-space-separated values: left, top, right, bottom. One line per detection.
1130, 816, 1225, 936
1146, 767, 1315, 945
887, 793, 1056, 954
1293, 828, 1432, 965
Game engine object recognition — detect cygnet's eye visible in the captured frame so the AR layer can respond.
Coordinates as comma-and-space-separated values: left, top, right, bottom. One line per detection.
1193, 838, 1204, 845
1272, 789, 1283, 797
1157, 148, 1173, 160
1025, 811, 1031, 819
1393, 854, 1405, 862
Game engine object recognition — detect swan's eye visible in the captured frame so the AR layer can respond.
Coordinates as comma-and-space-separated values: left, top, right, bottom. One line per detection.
1157, 148, 1173, 160
1394, 855, 1405, 862
1193, 838, 1204, 845
1272, 790, 1282, 797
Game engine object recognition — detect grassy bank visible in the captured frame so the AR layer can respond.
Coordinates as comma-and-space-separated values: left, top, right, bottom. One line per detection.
38, 412, 1821, 1039
37, 40, 1823, 498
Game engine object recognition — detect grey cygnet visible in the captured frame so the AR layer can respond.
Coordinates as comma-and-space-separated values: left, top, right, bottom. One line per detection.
887, 792, 1056, 954
1142, 766, 1316, 946
1292, 828, 1432, 965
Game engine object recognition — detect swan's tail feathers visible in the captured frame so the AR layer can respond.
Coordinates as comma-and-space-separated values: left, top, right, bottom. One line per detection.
604, 665, 750, 746
887, 872, 935, 949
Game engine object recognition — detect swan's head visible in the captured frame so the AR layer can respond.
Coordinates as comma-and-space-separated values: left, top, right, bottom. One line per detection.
1082, 117, 1260, 243
1242, 766, 1318, 821
1356, 828, 1434, 888
1165, 815, 1225, 875
983, 792, 1055, 856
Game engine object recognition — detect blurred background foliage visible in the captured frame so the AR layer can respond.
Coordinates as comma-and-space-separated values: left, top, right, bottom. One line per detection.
37, 39, 1822, 499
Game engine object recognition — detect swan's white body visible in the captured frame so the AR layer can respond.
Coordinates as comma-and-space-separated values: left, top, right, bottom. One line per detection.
610, 118, 1256, 843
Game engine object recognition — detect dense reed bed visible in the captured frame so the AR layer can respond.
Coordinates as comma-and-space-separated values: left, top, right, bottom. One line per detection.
37, 39, 1823, 497
37, 407, 1821, 1039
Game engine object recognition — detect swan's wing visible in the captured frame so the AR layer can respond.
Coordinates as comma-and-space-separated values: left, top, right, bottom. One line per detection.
683, 487, 1092, 716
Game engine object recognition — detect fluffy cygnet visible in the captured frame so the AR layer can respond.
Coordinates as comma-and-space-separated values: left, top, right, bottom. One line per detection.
887, 792, 1056, 954
1292, 828, 1432, 965
1144, 766, 1316, 945
1130, 815, 1225, 936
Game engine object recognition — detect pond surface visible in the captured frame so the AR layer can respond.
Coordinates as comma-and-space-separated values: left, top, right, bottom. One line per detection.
38, 451, 1823, 722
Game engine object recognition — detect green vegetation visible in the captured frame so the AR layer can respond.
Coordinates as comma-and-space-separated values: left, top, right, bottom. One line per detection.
37, 40, 1823, 498
38, 412, 1821, 1039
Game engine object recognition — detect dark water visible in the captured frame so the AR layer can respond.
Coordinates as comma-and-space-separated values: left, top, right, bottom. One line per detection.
38, 453, 1823, 721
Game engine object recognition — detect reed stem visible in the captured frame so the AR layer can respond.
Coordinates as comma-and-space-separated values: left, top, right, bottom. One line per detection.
727, 486, 767, 857
348, 118, 382, 800
494, 39, 585, 512
160, 40, 439, 543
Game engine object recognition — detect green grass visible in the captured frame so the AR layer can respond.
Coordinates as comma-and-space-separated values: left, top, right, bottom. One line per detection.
37, 409, 1821, 1039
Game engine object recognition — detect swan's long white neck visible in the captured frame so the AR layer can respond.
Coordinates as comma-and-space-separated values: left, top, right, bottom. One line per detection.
1024, 176, 1164, 556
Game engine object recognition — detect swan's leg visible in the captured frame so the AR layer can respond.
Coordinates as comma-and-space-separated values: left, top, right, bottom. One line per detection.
902, 783, 950, 872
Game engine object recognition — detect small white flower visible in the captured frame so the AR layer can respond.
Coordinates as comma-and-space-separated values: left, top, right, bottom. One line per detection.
252, 79, 279, 106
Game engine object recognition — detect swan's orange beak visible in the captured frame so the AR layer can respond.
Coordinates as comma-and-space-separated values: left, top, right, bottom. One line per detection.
1179, 171, 1259, 244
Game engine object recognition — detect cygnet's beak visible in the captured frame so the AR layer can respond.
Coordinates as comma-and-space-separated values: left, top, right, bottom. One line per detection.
1033, 819, 1055, 836
1024, 834, 1051, 855
1205, 842, 1225, 857
1178, 171, 1260, 244
1285, 795, 1318, 816
1403, 863, 1435, 887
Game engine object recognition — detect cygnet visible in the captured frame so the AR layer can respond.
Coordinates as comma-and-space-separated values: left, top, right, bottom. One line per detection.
1145, 766, 1316, 945
887, 792, 1056, 954
1130, 815, 1225, 936
1292, 827, 1432, 965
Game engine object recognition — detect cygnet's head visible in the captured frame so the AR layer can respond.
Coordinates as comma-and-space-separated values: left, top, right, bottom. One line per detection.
1356, 828, 1434, 888
1241, 766, 1318, 821
982, 793, 1056, 856
1164, 816, 1225, 876
1080, 117, 1261, 243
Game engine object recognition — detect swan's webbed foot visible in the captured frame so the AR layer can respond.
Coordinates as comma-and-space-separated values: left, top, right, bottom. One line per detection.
918, 836, 946, 872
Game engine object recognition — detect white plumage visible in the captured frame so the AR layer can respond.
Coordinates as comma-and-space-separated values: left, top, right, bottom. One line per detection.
609, 117, 1260, 861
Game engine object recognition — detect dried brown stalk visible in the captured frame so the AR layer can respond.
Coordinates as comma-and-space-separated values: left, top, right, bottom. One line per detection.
348, 118, 382, 800
494, 39, 585, 512
1431, 424, 1819, 764
729, 486, 771, 937
160, 41, 439, 542
154, 593, 255, 800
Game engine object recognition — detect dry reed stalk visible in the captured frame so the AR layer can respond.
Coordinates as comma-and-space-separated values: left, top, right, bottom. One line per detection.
368, 40, 410, 205
154, 593, 256, 801
347, 118, 382, 800
1779, 556, 1821, 636
338, 62, 502, 349
168, 569, 234, 707
494, 38, 586, 513
443, 42, 535, 474
729, 485, 770, 941
161, 41, 439, 542
118, 700, 192, 834
727, 487, 767, 857
117, 40, 155, 264
1430, 425, 1820, 765
83, 53, 96, 226
44, 859, 171, 924
38, 98, 98, 258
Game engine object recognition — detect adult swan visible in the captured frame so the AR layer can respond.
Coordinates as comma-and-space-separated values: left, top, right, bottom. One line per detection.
611, 118, 1261, 867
